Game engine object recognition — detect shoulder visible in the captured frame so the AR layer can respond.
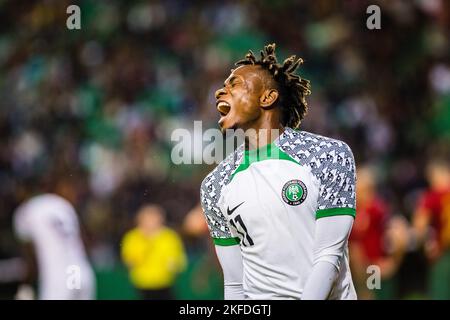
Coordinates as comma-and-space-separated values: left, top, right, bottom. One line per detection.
301, 130, 353, 150
302, 131, 355, 170
200, 145, 244, 202
122, 228, 141, 242
281, 128, 353, 155
28, 193, 75, 214
161, 227, 182, 240
279, 128, 355, 172
13, 194, 51, 221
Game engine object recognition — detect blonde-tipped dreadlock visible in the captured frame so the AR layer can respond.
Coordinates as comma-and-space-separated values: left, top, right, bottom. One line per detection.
235, 43, 311, 129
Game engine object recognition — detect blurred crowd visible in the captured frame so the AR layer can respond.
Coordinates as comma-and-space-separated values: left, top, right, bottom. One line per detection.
0, 0, 449, 299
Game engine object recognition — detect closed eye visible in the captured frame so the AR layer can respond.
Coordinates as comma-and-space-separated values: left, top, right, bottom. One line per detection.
224, 75, 239, 88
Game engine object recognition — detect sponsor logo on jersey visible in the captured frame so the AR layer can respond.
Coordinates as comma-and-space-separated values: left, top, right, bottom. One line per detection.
227, 201, 245, 215
282, 180, 307, 206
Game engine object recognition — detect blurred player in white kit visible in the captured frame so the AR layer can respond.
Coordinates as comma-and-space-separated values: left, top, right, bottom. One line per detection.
13, 178, 95, 300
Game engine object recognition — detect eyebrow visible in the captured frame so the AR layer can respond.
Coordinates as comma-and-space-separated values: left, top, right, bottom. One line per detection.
224, 75, 239, 86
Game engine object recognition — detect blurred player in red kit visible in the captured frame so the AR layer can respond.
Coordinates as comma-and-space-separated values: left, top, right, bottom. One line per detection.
413, 157, 450, 299
350, 165, 408, 299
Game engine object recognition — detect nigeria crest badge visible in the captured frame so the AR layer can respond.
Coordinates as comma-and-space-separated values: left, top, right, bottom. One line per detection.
282, 179, 307, 206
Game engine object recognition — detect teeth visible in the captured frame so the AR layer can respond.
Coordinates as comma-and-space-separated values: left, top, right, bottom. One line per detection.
217, 101, 231, 116
217, 101, 230, 108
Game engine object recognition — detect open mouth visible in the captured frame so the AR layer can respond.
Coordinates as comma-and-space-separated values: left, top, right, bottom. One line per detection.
216, 100, 231, 117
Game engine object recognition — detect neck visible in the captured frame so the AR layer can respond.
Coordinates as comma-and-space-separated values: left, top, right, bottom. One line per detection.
245, 112, 284, 150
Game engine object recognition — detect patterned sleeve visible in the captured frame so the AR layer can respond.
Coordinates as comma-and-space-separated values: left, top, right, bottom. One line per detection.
316, 142, 357, 219
200, 168, 240, 246
200, 146, 244, 246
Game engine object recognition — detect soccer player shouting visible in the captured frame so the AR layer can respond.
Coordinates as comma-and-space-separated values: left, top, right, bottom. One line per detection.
200, 44, 357, 300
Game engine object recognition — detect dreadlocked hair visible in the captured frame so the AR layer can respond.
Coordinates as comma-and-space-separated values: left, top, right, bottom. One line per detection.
235, 43, 311, 129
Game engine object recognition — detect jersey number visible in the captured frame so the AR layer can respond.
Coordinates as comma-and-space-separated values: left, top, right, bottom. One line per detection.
230, 214, 254, 247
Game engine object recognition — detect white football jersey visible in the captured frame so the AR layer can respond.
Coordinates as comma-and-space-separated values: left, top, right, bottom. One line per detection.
13, 194, 95, 300
201, 127, 357, 300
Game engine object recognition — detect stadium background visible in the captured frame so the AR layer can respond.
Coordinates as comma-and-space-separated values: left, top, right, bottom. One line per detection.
0, 0, 449, 299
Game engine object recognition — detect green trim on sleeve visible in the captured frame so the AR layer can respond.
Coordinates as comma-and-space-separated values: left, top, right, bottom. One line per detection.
316, 207, 356, 219
213, 237, 240, 246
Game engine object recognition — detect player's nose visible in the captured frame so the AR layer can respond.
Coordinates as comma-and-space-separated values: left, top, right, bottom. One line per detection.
215, 88, 226, 100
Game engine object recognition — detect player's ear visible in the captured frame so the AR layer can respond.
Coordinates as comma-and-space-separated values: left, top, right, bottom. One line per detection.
260, 89, 279, 109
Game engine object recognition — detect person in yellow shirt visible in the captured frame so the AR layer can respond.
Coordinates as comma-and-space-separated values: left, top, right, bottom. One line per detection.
121, 204, 187, 300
